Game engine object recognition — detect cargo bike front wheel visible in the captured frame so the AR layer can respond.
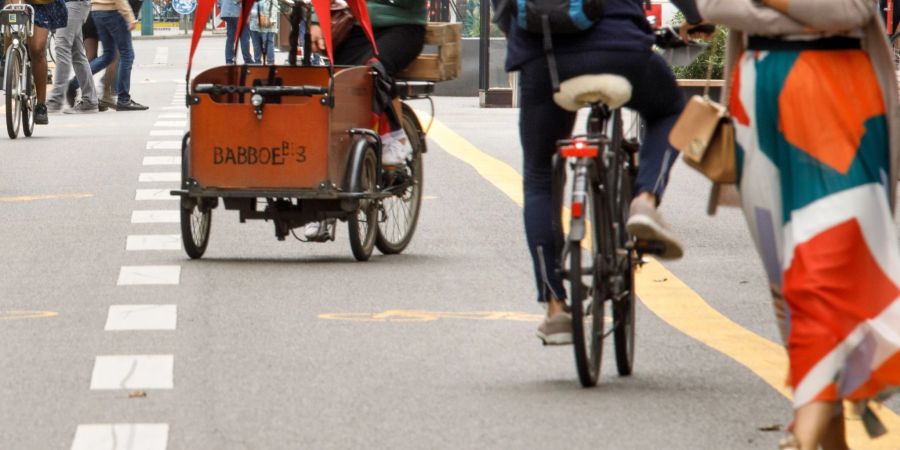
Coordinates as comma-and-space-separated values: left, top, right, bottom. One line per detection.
179, 136, 213, 259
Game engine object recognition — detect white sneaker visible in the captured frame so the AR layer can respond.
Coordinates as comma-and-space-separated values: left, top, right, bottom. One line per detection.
381, 129, 413, 166
303, 219, 334, 242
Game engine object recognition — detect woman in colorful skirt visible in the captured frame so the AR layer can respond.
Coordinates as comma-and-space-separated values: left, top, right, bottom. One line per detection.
681, 0, 900, 448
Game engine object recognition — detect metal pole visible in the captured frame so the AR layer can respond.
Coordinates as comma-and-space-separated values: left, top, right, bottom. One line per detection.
478, 0, 489, 91
141, 0, 154, 36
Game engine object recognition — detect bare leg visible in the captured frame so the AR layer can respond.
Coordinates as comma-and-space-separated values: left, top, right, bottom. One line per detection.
29, 26, 50, 103
794, 401, 842, 450
820, 410, 849, 450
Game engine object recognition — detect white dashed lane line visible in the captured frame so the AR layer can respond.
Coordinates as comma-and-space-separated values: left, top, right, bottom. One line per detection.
126, 235, 181, 251
90, 355, 174, 390
135, 189, 178, 201
71, 424, 169, 450
142, 156, 180, 166
131, 210, 179, 224
139, 172, 180, 182
146, 141, 181, 150
158, 113, 186, 119
105, 305, 177, 331
153, 121, 186, 128
117, 266, 181, 286
153, 47, 169, 65
150, 130, 184, 137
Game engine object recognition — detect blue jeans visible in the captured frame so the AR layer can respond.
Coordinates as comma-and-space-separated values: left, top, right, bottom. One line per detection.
250, 30, 275, 64
223, 17, 251, 64
69, 10, 134, 104
519, 50, 684, 302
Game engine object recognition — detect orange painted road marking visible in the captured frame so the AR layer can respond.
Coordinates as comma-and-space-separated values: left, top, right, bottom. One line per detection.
0, 193, 93, 203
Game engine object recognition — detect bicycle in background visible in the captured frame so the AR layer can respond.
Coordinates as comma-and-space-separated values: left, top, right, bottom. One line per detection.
1, 3, 36, 139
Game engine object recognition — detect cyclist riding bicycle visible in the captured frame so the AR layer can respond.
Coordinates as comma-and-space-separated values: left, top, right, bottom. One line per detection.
5, 0, 67, 125
493, 0, 708, 344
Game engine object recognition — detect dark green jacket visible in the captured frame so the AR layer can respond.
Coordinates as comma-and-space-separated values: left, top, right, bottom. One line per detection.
367, 0, 426, 27
314, 0, 426, 28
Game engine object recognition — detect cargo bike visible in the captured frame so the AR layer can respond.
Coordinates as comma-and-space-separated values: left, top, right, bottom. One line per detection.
171, 1, 449, 261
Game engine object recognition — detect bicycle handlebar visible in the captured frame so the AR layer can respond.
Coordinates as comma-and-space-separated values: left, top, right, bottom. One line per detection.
194, 84, 328, 97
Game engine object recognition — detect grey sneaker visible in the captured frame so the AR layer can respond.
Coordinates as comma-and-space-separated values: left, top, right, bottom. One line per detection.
64, 101, 99, 114
625, 195, 684, 259
46, 100, 63, 114
536, 312, 573, 345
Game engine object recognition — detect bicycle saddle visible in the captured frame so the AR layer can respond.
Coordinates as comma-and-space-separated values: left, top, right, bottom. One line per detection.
552, 74, 632, 112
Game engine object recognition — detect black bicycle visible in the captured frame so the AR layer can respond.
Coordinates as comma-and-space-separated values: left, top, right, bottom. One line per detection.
1, 3, 36, 139
553, 26, 709, 387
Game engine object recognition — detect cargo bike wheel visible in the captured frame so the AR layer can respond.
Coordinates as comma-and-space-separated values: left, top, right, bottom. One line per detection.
348, 143, 379, 261
179, 135, 212, 259
375, 103, 424, 254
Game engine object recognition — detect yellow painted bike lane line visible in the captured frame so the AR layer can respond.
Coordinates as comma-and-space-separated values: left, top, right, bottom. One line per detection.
419, 111, 900, 448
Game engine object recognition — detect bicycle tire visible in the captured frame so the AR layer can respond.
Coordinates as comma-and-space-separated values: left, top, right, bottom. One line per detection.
5, 46, 21, 139
566, 166, 605, 387
179, 138, 212, 259
375, 103, 424, 254
349, 145, 378, 261
22, 67, 35, 137
612, 158, 636, 376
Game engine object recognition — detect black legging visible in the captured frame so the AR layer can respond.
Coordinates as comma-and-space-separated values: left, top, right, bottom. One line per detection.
334, 24, 425, 75
519, 49, 684, 302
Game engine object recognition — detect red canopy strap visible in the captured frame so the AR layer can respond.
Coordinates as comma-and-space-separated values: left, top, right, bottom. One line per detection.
187, 0, 216, 76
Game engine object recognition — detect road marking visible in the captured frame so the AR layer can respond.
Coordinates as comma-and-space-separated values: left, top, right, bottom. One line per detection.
0, 193, 93, 203
150, 130, 184, 137
117, 266, 180, 285
135, 189, 177, 201
146, 141, 181, 150
421, 111, 900, 448
153, 46, 169, 65
143, 156, 180, 166
131, 210, 179, 224
139, 172, 180, 182
105, 305, 176, 331
90, 354, 174, 389
320, 310, 544, 322
158, 113, 186, 119
126, 235, 181, 251
161, 106, 184, 111
0, 310, 58, 320
152, 121, 186, 128
71, 424, 169, 450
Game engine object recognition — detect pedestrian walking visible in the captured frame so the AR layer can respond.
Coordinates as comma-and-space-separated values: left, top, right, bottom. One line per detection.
219, 0, 251, 64
80, 13, 116, 110
68, 0, 148, 110
46, 0, 98, 114
249, 0, 278, 64
690, 0, 900, 448
18, 0, 68, 124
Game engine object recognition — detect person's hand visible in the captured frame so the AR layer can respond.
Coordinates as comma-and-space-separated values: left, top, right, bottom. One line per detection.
679, 22, 715, 42
309, 24, 325, 53
128, 20, 137, 31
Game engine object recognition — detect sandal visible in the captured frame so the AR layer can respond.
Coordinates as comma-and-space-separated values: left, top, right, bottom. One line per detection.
777, 434, 800, 450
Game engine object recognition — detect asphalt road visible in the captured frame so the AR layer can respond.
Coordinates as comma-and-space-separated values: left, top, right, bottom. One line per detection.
1, 37, 899, 449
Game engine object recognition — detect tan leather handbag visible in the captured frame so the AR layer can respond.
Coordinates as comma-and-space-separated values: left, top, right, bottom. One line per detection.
668, 32, 737, 185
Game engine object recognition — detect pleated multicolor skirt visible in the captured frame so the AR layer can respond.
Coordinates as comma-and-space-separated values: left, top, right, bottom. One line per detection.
732, 47, 900, 424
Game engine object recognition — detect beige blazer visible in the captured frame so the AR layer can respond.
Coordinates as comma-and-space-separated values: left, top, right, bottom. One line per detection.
696, 0, 900, 211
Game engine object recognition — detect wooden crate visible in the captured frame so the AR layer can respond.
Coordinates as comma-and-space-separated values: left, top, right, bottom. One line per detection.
397, 22, 462, 82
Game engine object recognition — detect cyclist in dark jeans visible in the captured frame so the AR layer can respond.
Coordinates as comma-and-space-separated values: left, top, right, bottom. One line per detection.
496, 0, 707, 344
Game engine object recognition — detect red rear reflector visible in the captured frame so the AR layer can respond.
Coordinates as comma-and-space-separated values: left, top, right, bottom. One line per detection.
572, 202, 584, 218
560, 144, 598, 158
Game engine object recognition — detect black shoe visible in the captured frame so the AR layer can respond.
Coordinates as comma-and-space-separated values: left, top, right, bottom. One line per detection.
116, 99, 149, 111
65, 84, 78, 108
34, 103, 49, 125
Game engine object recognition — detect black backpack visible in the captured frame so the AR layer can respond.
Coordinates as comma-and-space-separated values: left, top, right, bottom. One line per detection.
492, 0, 606, 91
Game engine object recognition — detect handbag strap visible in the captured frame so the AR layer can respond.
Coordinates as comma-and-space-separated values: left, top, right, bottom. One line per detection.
703, 27, 719, 99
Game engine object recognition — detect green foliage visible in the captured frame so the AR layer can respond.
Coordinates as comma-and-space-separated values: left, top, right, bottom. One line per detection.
667, 12, 728, 80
